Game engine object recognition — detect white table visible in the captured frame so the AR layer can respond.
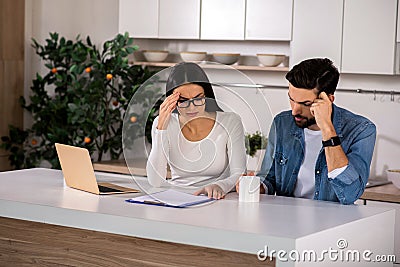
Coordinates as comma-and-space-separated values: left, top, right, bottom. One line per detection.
0, 168, 395, 267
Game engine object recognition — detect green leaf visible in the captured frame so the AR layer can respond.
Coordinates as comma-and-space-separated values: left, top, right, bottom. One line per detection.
86, 36, 92, 46
69, 64, 78, 74
68, 103, 78, 111
50, 32, 59, 41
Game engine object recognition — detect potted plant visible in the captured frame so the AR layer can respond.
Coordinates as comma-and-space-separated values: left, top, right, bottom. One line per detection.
245, 131, 268, 172
0, 32, 158, 169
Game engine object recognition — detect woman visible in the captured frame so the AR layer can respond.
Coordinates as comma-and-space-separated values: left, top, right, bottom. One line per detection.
146, 62, 246, 199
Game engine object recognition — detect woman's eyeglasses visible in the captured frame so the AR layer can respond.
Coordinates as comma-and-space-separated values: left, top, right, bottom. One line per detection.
177, 97, 206, 108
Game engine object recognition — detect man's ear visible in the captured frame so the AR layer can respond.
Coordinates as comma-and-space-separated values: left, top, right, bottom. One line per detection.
328, 94, 335, 103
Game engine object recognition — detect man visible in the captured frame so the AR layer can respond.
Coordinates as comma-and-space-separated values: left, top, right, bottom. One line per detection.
258, 58, 376, 204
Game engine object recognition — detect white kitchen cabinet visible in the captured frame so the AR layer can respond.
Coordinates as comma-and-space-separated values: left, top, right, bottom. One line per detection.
119, 0, 200, 39
290, 0, 343, 67
119, 0, 158, 38
396, 0, 400, 74
201, 0, 245, 40
120, 0, 294, 41
245, 0, 293, 41
341, 0, 398, 74
291, 0, 398, 75
158, 0, 200, 39
397, 0, 400, 42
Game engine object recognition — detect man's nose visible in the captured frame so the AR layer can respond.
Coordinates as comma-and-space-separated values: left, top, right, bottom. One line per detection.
291, 102, 302, 115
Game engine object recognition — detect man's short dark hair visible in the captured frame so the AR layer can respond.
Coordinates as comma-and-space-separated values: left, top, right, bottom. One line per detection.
285, 58, 340, 95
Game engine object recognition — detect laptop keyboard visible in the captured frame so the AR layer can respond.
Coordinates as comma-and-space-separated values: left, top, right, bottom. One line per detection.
98, 184, 123, 193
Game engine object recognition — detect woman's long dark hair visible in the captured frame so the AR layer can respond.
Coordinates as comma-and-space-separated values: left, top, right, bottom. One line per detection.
166, 62, 223, 112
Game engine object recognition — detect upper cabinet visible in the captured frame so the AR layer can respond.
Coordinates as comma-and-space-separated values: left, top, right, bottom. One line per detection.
291, 0, 399, 75
200, 0, 245, 40
119, 0, 200, 39
158, 0, 200, 39
200, 0, 293, 41
398, 1, 400, 42
245, 0, 293, 41
119, 0, 159, 38
341, 0, 398, 74
119, 0, 293, 41
290, 0, 343, 68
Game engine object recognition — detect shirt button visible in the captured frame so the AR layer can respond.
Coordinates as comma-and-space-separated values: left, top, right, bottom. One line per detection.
315, 192, 319, 196
316, 170, 320, 174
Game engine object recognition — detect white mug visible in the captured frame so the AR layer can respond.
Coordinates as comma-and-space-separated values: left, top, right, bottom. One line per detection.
239, 176, 260, 202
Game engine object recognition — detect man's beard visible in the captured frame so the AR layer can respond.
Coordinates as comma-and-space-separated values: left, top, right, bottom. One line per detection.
293, 115, 316, 128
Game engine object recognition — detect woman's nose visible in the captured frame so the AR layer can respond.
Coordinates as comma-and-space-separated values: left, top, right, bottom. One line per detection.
187, 101, 197, 109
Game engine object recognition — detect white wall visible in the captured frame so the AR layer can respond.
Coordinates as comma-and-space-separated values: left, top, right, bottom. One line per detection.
24, 0, 400, 179
29, 0, 119, 44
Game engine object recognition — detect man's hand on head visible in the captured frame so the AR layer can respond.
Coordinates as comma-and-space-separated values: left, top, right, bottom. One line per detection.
310, 92, 335, 137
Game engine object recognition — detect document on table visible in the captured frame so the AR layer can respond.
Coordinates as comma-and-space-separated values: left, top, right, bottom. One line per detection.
125, 189, 214, 208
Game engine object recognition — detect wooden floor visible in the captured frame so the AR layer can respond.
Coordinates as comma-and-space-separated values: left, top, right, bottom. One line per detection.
0, 217, 274, 267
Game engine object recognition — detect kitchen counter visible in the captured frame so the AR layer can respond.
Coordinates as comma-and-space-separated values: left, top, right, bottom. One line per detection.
361, 183, 400, 204
0, 168, 395, 266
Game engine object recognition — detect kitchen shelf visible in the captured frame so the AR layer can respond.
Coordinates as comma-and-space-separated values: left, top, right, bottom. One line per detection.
132, 61, 289, 72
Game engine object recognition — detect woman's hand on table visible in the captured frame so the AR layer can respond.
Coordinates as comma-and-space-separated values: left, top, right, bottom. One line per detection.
194, 184, 225, 199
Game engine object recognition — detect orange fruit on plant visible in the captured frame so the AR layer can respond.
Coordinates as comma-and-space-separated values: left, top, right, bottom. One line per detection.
31, 139, 38, 145
84, 137, 91, 144
130, 116, 137, 123
112, 100, 118, 106
85, 67, 91, 73
106, 73, 113, 80
51, 68, 57, 74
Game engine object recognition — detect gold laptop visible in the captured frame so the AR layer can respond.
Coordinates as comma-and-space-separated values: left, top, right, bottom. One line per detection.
55, 143, 140, 195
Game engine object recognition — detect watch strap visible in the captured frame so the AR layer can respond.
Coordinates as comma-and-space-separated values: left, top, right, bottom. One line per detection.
322, 136, 341, 147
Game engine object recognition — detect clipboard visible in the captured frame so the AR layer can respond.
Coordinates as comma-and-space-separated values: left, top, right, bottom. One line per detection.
125, 189, 214, 208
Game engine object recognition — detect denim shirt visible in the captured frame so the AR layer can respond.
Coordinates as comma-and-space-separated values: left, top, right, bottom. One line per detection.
258, 104, 376, 205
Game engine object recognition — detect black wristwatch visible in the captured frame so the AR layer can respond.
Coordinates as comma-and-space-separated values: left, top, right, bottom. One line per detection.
322, 136, 341, 147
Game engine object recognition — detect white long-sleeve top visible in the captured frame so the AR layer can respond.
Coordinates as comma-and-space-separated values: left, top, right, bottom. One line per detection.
146, 112, 246, 193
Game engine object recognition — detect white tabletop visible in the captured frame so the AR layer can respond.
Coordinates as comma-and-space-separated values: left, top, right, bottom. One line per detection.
0, 168, 394, 260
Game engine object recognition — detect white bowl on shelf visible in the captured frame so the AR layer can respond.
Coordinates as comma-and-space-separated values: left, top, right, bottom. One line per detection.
212, 53, 240, 65
257, 54, 286, 67
387, 169, 400, 189
143, 50, 169, 62
180, 51, 207, 62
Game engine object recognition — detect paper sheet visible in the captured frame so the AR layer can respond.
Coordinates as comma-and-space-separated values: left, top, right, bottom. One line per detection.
126, 189, 214, 208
